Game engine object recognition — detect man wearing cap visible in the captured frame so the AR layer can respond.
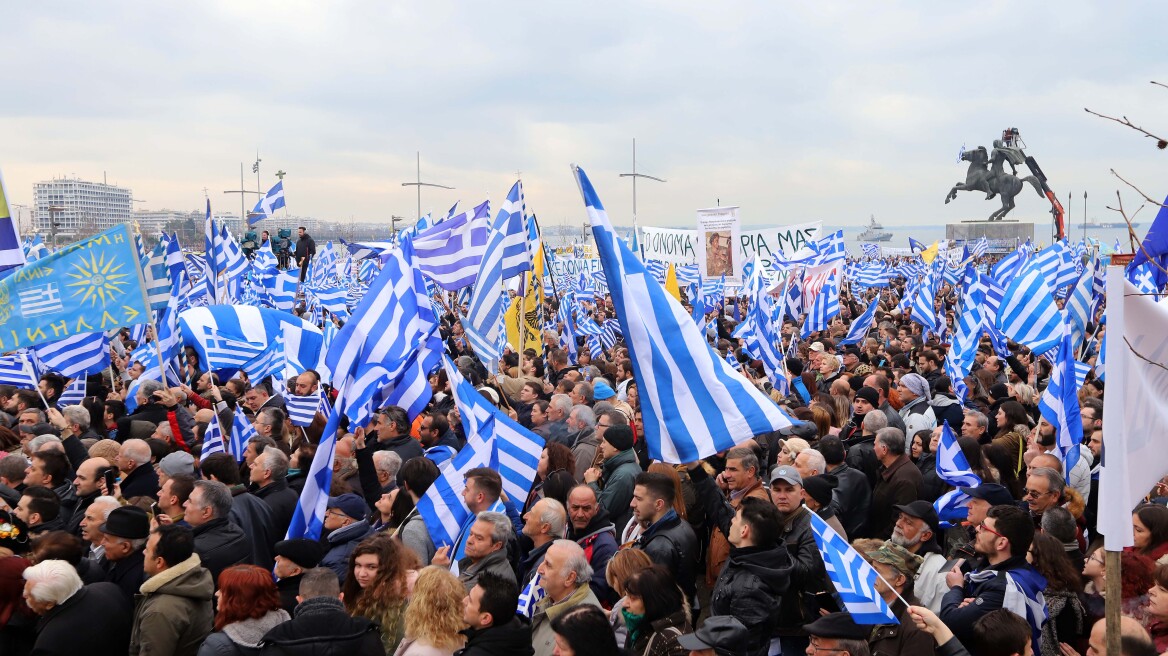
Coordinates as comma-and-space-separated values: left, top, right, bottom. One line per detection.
946, 483, 1015, 561
863, 542, 936, 656
273, 538, 326, 614
889, 501, 949, 613
768, 465, 829, 656
896, 373, 937, 439
101, 505, 150, 601
803, 612, 872, 656
689, 446, 773, 588
318, 492, 374, 581
583, 425, 640, 532
868, 428, 922, 540
801, 474, 846, 541
707, 495, 793, 656
157, 451, 196, 487
676, 616, 752, 656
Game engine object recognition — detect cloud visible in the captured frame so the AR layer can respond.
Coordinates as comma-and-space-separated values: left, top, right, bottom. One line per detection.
2, 1, 1166, 231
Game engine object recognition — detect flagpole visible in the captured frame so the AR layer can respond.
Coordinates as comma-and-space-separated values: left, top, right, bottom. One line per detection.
19, 353, 52, 409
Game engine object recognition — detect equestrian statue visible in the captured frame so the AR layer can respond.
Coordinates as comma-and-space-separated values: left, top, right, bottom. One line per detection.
945, 142, 1044, 221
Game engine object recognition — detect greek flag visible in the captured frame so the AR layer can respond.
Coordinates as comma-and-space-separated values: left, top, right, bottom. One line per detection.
179, 305, 324, 378
285, 392, 321, 427
413, 200, 491, 290
801, 276, 840, 338
838, 298, 878, 346
1038, 321, 1084, 480
249, 181, 286, 225
243, 338, 287, 383
936, 421, 982, 487
142, 241, 173, 311
809, 510, 899, 624
934, 488, 972, 527
286, 406, 338, 540
32, 332, 109, 378
311, 286, 349, 315
1064, 260, 1096, 349
967, 568, 1048, 654
701, 275, 725, 308
323, 236, 443, 427
56, 376, 86, 408
270, 271, 300, 311
783, 272, 804, 322
970, 237, 989, 258
910, 268, 940, 334
516, 573, 546, 619
229, 410, 257, 464
744, 258, 787, 393
573, 165, 792, 462
995, 260, 1065, 357
463, 182, 532, 374
201, 410, 227, 458
0, 353, 36, 388
646, 259, 667, 283
860, 243, 881, 259
991, 243, 1030, 289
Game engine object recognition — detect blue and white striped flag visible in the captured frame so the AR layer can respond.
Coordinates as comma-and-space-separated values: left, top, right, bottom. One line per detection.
995, 260, 1065, 357
142, 241, 173, 311
860, 243, 880, 259
56, 377, 86, 408
1064, 259, 1096, 349
229, 410, 257, 464
516, 573, 546, 619
1038, 321, 1084, 481
800, 276, 840, 338
0, 354, 36, 389
270, 271, 300, 311
744, 258, 788, 395
32, 332, 109, 378
179, 305, 324, 379
413, 200, 491, 290
573, 165, 792, 463
934, 488, 972, 527
838, 298, 878, 346
970, 237, 989, 258
990, 243, 1030, 290
249, 181, 286, 224
936, 421, 982, 487
201, 410, 227, 458
809, 511, 899, 624
286, 406, 338, 540
323, 236, 443, 426
285, 392, 321, 427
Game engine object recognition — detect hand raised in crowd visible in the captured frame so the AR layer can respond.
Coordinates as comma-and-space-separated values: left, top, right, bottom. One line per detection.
944, 563, 965, 589
431, 545, 453, 568
908, 605, 955, 646
353, 426, 367, 450
583, 467, 602, 484
45, 407, 70, 432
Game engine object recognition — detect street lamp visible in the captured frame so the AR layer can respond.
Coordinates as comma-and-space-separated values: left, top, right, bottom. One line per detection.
390, 215, 406, 239
47, 205, 65, 249
401, 152, 454, 220
619, 138, 665, 251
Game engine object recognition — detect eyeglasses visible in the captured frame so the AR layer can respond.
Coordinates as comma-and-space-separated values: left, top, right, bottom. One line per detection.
976, 523, 1007, 540
1022, 488, 1050, 499
807, 638, 845, 653
597, 422, 611, 429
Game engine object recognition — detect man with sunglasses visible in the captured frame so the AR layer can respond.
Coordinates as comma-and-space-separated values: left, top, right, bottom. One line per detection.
939, 505, 1046, 654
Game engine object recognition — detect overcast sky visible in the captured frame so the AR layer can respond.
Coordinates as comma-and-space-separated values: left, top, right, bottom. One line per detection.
4, 1, 1167, 231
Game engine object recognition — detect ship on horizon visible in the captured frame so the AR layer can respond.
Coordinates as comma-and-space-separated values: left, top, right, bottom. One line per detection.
857, 215, 892, 242
1082, 218, 1138, 230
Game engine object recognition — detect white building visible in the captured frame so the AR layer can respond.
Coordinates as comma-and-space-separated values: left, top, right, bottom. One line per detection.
33, 177, 133, 240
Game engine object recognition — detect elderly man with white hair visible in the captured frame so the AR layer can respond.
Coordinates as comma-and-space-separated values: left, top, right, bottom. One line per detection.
116, 439, 159, 500
530, 539, 601, 656
81, 496, 122, 561
23, 559, 134, 655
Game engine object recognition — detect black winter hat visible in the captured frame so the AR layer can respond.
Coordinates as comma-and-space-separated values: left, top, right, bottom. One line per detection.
602, 425, 634, 452
802, 474, 838, 508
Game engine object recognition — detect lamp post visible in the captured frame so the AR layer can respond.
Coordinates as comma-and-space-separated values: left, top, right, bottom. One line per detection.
47, 205, 65, 249
390, 215, 406, 239
401, 151, 454, 221
619, 138, 665, 254
1083, 191, 1087, 243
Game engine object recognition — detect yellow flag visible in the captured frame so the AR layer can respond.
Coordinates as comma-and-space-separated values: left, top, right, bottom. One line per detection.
664, 264, 681, 301
920, 240, 939, 264
521, 245, 545, 355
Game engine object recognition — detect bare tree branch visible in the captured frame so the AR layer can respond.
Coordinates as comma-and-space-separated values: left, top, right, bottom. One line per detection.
1106, 190, 1168, 279
1110, 169, 1168, 208
1084, 107, 1168, 150
1151, 80, 1168, 91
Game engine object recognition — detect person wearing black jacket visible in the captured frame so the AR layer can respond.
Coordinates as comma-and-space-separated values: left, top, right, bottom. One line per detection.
272, 539, 326, 616
250, 448, 299, 539
260, 567, 384, 656
707, 495, 794, 656
767, 466, 831, 656
458, 571, 534, 656
629, 471, 698, 603
369, 406, 424, 463
294, 227, 316, 282
184, 479, 253, 587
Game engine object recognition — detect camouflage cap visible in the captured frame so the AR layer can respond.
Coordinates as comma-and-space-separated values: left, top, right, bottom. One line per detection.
865, 542, 924, 577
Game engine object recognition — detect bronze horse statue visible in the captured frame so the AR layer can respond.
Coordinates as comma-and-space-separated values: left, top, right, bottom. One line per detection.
945, 146, 1043, 221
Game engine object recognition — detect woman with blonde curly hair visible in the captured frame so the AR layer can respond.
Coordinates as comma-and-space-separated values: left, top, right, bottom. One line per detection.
394, 566, 467, 656
344, 535, 418, 653
604, 548, 655, 645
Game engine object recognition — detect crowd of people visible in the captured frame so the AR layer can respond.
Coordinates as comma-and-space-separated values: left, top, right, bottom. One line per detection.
0, 267, 1158, 656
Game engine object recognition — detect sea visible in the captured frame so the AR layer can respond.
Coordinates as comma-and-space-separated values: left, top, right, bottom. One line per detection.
827, 222, 1144, 251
